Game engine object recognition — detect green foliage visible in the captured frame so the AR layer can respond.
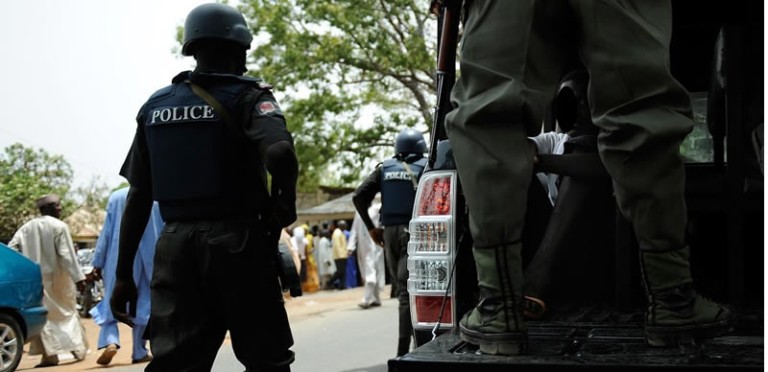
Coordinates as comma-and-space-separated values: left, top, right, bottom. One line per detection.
240, 0, 437, 189
0, 143, 114, 241
73, 177, 112, 213
0, 143, 73, 239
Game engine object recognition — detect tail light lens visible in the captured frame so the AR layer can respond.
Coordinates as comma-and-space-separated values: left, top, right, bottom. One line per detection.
408, 171, 457, 330
416, 175, 452, 216
412, 295, 453, 325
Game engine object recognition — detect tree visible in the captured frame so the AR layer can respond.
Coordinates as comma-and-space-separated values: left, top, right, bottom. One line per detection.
64, 176, 114, 239
240, 0, 437, 190
0, 143, 74, 239
72, 177, 113, 213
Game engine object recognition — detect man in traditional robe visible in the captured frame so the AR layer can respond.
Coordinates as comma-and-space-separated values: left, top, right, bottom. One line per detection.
9, 194, 88, 367
90, 186, 163, 365
347, 203, 385, 309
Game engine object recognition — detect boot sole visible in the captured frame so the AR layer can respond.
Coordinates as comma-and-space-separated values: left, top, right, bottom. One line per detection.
645, 316, 736, 347
459, 322, 527, 355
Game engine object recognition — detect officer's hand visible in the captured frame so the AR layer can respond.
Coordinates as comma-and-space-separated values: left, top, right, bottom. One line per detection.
368, 228, 385, 247
110, 278, 137, 328
75, 280, 85, 293
270, 195, 297, 228
347, 249, 354, 257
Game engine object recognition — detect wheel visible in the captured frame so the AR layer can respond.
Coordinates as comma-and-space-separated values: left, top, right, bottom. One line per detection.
0, 313, 23, 372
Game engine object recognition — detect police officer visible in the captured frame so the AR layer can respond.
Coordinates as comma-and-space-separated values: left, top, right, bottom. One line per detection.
444, 0, 734, 356
111, 3, 297, 371
352, 128, 428, 357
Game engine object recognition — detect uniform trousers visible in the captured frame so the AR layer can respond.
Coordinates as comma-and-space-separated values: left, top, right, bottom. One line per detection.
147, 220, 294, 372
383, 224, 413, 355
445, 0, 692, 254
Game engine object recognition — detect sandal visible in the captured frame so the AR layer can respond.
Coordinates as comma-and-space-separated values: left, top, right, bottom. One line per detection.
524, 296, 547, 320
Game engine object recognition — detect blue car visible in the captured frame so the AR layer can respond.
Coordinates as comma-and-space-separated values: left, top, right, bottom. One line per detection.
0, 243, 47, 372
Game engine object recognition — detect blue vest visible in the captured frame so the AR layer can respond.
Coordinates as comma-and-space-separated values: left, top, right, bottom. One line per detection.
142, 72, 268, 220
380, 157, 427, 226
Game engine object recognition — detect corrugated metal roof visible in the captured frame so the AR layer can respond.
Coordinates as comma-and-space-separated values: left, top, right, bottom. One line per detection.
296, 192, 380, 223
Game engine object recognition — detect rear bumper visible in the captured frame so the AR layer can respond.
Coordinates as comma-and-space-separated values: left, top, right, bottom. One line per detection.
20, 305, 47, 341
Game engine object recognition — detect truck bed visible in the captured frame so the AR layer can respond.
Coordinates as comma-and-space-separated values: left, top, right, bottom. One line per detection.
389, 306, 763, 371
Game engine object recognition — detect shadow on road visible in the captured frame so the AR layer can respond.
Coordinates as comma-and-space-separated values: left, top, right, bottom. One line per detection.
339, 363, 388, 372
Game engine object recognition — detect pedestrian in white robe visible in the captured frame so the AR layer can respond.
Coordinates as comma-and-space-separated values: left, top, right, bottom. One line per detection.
316, 231, 336, 289
291, 225, 308, 282
89, 187, 163, 365
347, 204, 386, 308
8, 194, 88, 367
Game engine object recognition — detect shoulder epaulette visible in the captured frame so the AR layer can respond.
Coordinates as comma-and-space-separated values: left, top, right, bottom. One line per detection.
147, 85, 174, 101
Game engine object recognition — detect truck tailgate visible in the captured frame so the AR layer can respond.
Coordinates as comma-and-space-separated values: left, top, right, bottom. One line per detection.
389, 308, 763, 371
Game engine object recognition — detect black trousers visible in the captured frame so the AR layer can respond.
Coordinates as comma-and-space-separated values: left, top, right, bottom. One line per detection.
383, 225, 412, 353
523, 174, 614, 306
147, 220, 294, 372
328, 258, 347, 289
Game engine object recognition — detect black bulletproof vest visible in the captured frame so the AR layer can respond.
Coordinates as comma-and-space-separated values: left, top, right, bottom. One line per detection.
380, 157, 427, 226
142, 72, 268, 221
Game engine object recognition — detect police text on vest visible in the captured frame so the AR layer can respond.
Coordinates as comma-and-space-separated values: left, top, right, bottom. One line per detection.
150, 105, 215, 124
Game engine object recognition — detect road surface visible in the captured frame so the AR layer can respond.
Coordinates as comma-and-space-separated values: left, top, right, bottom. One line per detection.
17, 285, 400, 372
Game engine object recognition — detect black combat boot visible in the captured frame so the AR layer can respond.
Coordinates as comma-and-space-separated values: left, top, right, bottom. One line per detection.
640, 247, 736, 346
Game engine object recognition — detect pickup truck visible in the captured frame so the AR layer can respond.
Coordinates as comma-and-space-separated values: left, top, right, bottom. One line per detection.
389, 1, 763, 371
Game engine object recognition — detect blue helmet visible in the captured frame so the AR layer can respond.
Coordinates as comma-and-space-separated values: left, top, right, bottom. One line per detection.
181, 3, 253, 56
394, 129, 427, 155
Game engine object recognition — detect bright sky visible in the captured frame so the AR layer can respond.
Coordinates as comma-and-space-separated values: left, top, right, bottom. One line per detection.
0, 0, 214, 189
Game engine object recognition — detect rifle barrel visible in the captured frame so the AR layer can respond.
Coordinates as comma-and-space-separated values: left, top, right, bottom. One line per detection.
429, 2, 461, 167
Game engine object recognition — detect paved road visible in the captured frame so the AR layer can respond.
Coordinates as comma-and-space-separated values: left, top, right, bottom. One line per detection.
17, 285, 399, 372
288, 289, 397, 372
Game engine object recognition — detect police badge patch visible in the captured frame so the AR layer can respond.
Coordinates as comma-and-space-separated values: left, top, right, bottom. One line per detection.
255, 101, 282, 116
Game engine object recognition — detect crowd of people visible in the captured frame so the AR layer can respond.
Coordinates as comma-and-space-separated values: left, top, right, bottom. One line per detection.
282, 215, 389, 301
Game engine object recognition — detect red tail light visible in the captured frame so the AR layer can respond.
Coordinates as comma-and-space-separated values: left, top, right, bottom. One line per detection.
409, 171, 457, 330
417, 176, 452, 216
414, 295, 453, 324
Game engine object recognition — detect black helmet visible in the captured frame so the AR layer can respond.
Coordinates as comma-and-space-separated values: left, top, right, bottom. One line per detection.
394, 128, 427, 155
181, 3, 253, 56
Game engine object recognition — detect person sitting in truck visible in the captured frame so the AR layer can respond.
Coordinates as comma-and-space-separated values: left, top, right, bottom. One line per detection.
522, 68, 612, 319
